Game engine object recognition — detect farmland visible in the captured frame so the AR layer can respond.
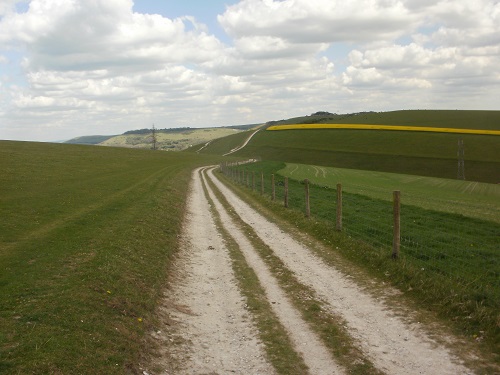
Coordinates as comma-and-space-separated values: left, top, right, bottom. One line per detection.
201, 110, 500, 183
267, 123, 500, 135
2, 109, 499, 373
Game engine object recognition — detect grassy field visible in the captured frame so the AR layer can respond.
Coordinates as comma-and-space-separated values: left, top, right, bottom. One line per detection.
222, 161, 500, 359
271, 109, 500, 130
200, 110, 500, 183
186, 127, 261, 155
0, 141, 220, 374
280, 163, 500, 224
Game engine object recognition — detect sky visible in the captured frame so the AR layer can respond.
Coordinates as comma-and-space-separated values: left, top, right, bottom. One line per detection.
0, 0, 499, 142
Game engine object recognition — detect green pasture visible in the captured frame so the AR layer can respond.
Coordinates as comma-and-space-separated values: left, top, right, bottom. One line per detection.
188, 128, 255, 154
225, 161, 500, 355
0, 141, 219, 374
226, 129, 499, 183
280, 163, 500, 224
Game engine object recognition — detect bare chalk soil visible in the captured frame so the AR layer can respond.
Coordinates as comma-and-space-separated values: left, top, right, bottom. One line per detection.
148, 167, 474, 375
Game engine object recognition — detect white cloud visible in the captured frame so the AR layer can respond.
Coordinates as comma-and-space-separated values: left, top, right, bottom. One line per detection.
0, 0, 499, 142
219, 0, 419, 44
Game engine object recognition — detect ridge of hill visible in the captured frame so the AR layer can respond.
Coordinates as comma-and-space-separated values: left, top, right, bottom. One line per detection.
64, 135, 116, 144
267, 109, 500, 130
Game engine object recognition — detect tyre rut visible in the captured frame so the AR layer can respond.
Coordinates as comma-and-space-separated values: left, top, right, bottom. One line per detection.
201, 167, 344, 375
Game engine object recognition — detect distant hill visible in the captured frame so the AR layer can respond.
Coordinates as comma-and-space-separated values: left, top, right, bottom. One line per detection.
65, 135, 116, 145
63, 124, 261, 151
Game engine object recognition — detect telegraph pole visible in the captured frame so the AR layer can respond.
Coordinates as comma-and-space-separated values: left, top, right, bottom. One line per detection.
457, 139, 465, 180
151, 124, 157, 150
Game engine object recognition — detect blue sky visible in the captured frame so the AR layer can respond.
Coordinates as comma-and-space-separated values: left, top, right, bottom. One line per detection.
0, 0, 499, 141
132, 0, 237, 43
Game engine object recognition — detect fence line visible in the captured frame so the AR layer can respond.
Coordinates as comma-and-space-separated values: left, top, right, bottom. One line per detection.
218, 163, 499, 293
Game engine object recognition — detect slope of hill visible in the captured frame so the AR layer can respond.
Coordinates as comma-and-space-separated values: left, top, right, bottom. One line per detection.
269, 109, 500, 130
65, 135, 116, 144
99, 127, 243, 151
198, 110, 500, 183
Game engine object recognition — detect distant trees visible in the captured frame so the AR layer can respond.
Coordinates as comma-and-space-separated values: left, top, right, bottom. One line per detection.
123, 127, 193, 135
311, 111, 334, 116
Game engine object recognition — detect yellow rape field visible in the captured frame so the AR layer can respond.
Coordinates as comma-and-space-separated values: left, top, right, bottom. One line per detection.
266, 123, 500, 135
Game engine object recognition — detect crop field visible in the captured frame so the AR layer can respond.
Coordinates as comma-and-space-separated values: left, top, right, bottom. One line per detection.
270, 109, 500, 130
201, 110, 500, 183
0, 141, 219, 374
267, 123, 500, 135
216, 130, 500, 183
222, 160, 500, 351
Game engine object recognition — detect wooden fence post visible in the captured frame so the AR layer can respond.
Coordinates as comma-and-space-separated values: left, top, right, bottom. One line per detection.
392, 190, 401, 259
336, 183, 342, 231
305, 179, 310, 217
272, 174, 276, 201
284, 177, 289, 208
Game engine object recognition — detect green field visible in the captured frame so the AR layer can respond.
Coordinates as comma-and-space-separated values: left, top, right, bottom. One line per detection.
280, 163, 500, 224
270, 109, 500, 130
200, 110, 500, 183
0, 141, 220, 374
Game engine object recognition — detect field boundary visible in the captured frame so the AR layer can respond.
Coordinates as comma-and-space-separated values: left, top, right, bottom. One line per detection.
267, 123, 500, 135
219, 161, 500, 358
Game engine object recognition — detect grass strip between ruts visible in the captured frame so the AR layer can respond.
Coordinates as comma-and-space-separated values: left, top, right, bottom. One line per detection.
206, 168, 382, 375
198, 168, 309, 375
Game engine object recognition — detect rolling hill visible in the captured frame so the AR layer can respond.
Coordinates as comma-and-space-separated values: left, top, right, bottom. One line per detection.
199, 110, 500, 183
65, 124, 258, 151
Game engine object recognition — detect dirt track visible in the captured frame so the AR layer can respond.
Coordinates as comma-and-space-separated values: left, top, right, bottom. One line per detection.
149, 166, 473, 375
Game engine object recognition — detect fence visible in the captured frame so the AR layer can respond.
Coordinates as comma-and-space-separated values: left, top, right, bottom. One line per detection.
219, 163, 499, 296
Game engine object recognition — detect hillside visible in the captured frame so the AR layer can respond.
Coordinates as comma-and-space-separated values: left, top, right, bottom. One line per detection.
268, 109, 500, 130
198, 110, 500, 183
0, 140, 221, 374
65, 135, 116, 144
65, 124, 259, 150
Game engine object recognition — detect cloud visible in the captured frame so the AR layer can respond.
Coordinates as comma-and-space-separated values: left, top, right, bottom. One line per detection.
0, 0, 499, 142
218, 0, 419, 44
1, 0, 224, 72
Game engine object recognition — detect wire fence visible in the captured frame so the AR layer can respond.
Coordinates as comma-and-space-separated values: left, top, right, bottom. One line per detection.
219, 163, 499, 297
